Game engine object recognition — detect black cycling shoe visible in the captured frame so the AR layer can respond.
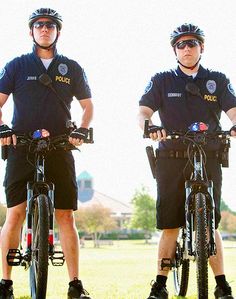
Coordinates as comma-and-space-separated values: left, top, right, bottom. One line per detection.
147, 280, 168, 299
67, 278, 91, 299
214, 282, 235, 299
0, 280, 14, 299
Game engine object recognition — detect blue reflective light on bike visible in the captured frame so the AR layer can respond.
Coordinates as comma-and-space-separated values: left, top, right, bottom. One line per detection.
32, 130, 43, 139
189, 122, 209, 132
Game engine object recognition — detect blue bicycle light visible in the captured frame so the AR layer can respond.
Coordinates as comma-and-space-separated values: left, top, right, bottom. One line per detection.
189, 122, 209, 132
32, 130, 43, 139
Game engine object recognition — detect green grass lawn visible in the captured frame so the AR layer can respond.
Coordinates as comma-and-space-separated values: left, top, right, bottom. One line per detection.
0, 240, 235, 298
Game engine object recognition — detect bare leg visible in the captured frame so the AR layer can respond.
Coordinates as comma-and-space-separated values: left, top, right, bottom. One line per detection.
209, 229, 224, 276
55, 209, 79, 281
157, 228, 179, 275
0, 202, 26, 279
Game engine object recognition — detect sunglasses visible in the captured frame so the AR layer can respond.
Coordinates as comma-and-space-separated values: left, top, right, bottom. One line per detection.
175, 39, 200, 49
33, 21, 57, 29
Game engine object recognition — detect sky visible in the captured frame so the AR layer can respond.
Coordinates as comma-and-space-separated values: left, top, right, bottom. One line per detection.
0, 0, 236, 211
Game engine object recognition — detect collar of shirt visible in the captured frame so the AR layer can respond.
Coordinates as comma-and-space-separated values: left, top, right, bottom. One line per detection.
174, 65, 208, 79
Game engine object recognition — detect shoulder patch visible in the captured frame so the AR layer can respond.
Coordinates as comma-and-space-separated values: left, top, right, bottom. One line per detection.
227, 83, 236, 96
144, 80, 153, 94
0, 68, 6, 80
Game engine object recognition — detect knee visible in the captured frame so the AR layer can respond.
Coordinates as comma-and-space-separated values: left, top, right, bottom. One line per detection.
55, 210, 75, 227
4, 209, 26, 230
161, 228, 179, 240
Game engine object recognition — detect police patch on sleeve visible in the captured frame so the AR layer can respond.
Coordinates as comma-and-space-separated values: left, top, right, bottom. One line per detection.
227, 83, 236, 96
82, 69, 89, 84
0, 68, 6, 80
144, 80, 153, 94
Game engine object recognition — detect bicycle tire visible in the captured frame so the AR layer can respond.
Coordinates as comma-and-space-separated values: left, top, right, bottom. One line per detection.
29, 194, 49, 299
195, 192, 208, 299
173, 232, 190, 296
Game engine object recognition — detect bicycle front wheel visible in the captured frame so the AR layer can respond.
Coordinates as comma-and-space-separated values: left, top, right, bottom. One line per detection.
30, 194, 49, 299
195, 192, 208, 299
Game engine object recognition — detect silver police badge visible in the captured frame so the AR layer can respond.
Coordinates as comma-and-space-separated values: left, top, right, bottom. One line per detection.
206, 80, 216, 94
58, 64, 68, 76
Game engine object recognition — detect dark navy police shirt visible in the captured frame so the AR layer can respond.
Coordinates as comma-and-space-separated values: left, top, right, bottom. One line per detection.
139, 65, 236, 150
0, 49, 91, 136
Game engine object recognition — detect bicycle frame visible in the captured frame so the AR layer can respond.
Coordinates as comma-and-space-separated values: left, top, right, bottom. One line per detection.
25, 149, 56, 263
5, 128, 94, 298
143, 119, 231, 298
184, 142, 216, 257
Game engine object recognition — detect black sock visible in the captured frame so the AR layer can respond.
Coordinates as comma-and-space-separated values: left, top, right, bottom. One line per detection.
215, 275, 228, 288
156, 275, 167, 288
1, 279, 13, 288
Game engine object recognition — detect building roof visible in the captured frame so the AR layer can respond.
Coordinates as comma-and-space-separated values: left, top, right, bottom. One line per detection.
78, 190, 132, 216
77, 170, 93, 180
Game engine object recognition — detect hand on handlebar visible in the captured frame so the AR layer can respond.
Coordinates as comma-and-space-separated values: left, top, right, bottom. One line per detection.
149, 126, 167, 141
230, 125, 236, 137
0, 124, 17, 146
144, 122, 167, 141
69, 127, 89, 146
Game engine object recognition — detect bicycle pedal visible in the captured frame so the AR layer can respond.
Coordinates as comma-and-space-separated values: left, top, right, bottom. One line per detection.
161, 258, 175, 270
7, 249, 22, 266
50, 250, 65, 266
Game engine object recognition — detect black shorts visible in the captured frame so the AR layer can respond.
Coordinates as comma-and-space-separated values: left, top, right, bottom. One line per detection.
155, 155, 222, 229
3, 147, 78, 210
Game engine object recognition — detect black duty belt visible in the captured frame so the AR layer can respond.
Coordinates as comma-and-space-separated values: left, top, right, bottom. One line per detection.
156, 149, 220, 159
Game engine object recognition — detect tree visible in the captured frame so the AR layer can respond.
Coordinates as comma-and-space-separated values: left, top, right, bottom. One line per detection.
75, 203, 117, 247
130, 187, 156, 243
221, 199, 236, 215
219, 211, 236, 233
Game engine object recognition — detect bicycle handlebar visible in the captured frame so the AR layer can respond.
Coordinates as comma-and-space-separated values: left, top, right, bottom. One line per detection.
143, 119, 230, 141
1, 128, 94, 160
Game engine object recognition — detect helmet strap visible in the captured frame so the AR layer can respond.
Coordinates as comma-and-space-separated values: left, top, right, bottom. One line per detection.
177, 56, 201, 70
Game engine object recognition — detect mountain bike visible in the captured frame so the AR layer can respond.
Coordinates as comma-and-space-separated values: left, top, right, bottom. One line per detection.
4, 127, 93, 299
144, 120, 231, 299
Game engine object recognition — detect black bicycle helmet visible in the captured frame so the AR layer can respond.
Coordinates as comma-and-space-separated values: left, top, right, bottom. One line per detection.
29, 8, 63, 30
170, 23, 205, 46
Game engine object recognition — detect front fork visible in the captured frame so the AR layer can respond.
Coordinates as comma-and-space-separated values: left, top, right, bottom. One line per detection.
185, 180, 216, 257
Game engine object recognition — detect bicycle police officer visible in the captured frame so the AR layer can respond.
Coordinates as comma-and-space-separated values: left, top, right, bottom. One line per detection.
0, 8, 93, 299
138, 23, 236, 299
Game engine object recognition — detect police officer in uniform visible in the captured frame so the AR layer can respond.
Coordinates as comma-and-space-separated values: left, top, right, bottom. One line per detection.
138, 23, 236, 299
0, 8, 93, 299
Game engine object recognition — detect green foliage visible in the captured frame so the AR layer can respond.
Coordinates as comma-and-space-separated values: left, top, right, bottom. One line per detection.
130, 186, 156, 235
221, 200, 231, 212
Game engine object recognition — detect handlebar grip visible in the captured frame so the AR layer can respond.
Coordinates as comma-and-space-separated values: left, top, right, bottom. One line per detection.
88, 128, 94, 143
1, 145, 8, 160
143, 120, 150, 138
